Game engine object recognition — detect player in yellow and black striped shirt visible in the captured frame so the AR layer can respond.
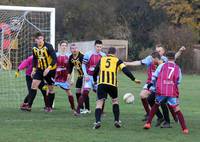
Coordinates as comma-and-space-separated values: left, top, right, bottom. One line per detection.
23, 32, 57, 112
68, 43, 90, 111
92, 47, 141, 129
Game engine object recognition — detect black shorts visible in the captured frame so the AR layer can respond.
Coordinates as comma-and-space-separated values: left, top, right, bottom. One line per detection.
33, 69, 56, 85
76, 76, 83, 88
97, 84, 118, 100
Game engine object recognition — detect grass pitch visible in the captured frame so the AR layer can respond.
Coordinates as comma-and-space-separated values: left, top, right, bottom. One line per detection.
0, 71, 200, 142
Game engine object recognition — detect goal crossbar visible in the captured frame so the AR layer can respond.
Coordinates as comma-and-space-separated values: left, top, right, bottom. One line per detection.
0, 5, 55, 47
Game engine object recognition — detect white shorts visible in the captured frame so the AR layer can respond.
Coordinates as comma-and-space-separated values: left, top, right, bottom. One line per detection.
54, 82, 71, 90
143, 83, 156, 92
83, 75, 98, 91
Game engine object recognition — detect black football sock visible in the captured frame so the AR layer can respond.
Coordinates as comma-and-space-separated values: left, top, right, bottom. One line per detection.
76, 93, 83, 109
24, 94, 29, 103
95, 108, 102, 123
161, 103, 170, 123
147, 94, 163, 119
113, 104, 120, 122
48, 93, 55, 108
85, 95, 90, 110
28, 89, 37, 107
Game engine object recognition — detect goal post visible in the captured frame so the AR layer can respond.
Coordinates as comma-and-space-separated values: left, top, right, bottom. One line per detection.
0, 5, 55, 108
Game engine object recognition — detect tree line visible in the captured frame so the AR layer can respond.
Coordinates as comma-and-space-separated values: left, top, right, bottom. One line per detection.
1, 0, 199, 72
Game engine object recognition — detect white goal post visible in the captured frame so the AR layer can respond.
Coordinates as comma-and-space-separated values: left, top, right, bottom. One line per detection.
0, 5, 55, 108
0, 5, 55, 46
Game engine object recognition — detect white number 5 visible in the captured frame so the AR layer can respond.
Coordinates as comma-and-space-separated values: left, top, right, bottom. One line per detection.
168, 67, 174, 79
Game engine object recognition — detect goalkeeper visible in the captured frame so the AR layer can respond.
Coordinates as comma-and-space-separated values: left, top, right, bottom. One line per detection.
15, 55, 49, 110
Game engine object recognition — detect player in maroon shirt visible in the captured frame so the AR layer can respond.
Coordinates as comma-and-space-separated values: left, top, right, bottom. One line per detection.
144, 51, 189, 134
54, 40, 75, 112
74, 40, 106, 115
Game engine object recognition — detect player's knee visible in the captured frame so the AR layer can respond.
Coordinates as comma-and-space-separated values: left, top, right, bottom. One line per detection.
66, 90, 73, 96
174, 106, 180, 112
76, 88, 81, 94
31, 80, 40, 89
96, 99, 104, 108
140, 91, 149, 99
112, 98, 119, 104
48, 85, 54, 93
82, 89, 89, 96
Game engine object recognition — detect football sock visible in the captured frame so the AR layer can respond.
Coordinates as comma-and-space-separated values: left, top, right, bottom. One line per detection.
168, 104, 178, 122
113, 104, 120, 122
76, 93, 81, 103
176, 110, 187, 130
68, 95, 75, 110
77, 90, 89, 113
95, 108, 102, 123
28, 89, 37, 107
161, 103, 170, 123
141, 98, 150, 114
147, 94, 163, 119
147, 103, 160, 123
102, 101, 105, 114
48, 92, 55, 108
41, 90, 48, 107
24, 94, 29, 103
85, 95, 90, 110
76, 93, 83, 109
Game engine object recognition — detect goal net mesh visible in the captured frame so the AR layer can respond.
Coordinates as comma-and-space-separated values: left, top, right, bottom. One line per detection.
0, 8, 52, 108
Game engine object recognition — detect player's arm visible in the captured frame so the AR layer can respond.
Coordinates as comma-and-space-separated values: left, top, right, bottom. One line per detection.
68, 56, 74, 74
118, 60, 141, 84
47, 44, 57, 69
82, 53, 90, 76
151, 63, 164, 83
125, 55, 152, 67
175, 46, 186, 60
93, 61, 100, 83
124, 61, 142, 66
67, 56, 74, 81
15, 56, 32, 78
177, 68, 182, 85
18, 57, 30, 71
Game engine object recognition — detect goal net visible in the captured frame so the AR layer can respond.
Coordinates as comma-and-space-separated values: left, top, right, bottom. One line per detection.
0, 5, 55, 108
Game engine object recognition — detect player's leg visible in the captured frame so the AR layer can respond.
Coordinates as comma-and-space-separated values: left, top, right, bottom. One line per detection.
147, 92, 164, 127
167, 104, 178, 122
168, 98, 188, 134
77, 76, 90, 113
38, 81, 48, 108
93, 84, 107, 129
25, 79, 41, 111
144, 96, 165, 129
108, 85, 121, 128
24, 69, 44, 111
20, 75, 33, 109
75, 76, 92, 115
160, 103, 171, 128
93, 99, 104, 129
44, 69, 56, 111
140, 84, 151, 121
75, 77, 83, 106
65, 89, 75, 112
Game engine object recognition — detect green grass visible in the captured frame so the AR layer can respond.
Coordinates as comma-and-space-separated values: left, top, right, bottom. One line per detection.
0, 71, 200, 142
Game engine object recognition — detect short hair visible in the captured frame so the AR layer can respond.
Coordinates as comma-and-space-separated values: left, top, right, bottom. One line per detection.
151, 51, 161, 59
34, 32, 44, 38
95, 40, 102, 45
156, 44, 166, 52
108, 47, 116, 54
155, 43, 163, 48
59, 40, 68, 45
166, 51, 175, 59
70, 43, 77, 49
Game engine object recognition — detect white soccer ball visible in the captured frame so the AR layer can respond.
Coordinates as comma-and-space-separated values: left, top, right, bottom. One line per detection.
123, 93, 135, 104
